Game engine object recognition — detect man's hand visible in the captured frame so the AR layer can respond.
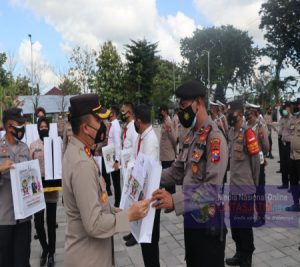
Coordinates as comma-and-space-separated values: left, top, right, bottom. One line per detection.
151, 189, 174, 210
128, 199, 150, 222
113, 162, 120, 170
0, 160, 14, 173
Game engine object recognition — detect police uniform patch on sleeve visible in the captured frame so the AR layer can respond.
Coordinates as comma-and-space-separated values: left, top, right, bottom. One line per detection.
210, 138, 221, 163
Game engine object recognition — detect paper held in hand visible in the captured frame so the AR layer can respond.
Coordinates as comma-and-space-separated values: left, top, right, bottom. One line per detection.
102, 144, 116, 174
10, 159, 46, 220
120, 153, 162, 243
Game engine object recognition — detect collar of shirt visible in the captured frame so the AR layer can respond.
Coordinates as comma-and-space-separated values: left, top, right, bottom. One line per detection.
141, 125, 153, 140
126, 120, 134, 129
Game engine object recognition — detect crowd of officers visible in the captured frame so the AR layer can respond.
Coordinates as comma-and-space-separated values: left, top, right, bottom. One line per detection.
0, 79, 299, 267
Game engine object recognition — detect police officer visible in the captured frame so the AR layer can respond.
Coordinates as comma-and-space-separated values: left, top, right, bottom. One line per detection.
0, 108, 31, 267
245, 103, 269, 227
210, 100, 228, 138
225, 100, 260, 267
286, 98, 300, 212
62, 94, 150, 267
152, 80, 228, 267
278, 103, 293, 189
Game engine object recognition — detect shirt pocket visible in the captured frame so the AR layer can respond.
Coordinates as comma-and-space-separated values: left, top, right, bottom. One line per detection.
191, 148, 204, 181
233, 143, 245, 161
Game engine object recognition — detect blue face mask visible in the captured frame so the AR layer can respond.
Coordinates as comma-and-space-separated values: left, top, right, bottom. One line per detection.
282, 110, 288, 116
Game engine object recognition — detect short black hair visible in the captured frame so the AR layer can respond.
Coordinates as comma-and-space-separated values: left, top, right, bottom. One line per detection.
110, 105, 120, 116
159, 105, 169, 114
70, 114, 91, 135
134, 104, 151, 124
35, 107, 46, 117
123, 102, 134, 113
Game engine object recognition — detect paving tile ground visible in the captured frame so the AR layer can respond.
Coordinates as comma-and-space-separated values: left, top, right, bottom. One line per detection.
30, 130, 300, 267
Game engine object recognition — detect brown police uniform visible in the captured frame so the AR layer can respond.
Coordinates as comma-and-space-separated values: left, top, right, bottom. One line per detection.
160, 80, 229, 267
62, 122, 73, 155
0, 108, 31, 267
62, 94, 130, 267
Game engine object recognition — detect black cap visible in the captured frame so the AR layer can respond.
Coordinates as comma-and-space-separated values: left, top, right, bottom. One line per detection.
175, 80, 206, 100
228, 100, 244, 112
3, 108, 26, 124
70, 94, 111, 119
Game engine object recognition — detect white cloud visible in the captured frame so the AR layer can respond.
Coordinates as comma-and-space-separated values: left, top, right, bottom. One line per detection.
194, 0, 265, 46
11, 0, 198, 62
18, 39, 59, 93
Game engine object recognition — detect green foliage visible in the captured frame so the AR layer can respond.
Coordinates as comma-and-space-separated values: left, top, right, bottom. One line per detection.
95, 41, 125, 106
125, 39, 158, 104
180, 25, 257, 101
59, 76, 81, 95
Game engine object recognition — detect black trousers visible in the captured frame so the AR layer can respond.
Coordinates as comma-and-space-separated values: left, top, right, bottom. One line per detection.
278, 136, 283, 171
184, 227, 226, 267
255, 164, 266, 219
230, 194, 255, 255
289, 159, 300, 205
161, 160, 175, 194
0, 221, 31, 267
34, 202, 57, 255
102, 158, 121, 207
281, 142, 290, 186
141, 209, 161, 267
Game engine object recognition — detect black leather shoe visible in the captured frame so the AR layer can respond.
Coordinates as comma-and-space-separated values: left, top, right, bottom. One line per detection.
125, 236, 138, 247
240, 254, 252, 267
123, 233, 133, 241
285, 204, 300, 212
276, 170, 281, 173
47, 255, 55, 267
225, 252, 241, 266
269, 155, 274, 159
253, 217, 265, 227
40, 251, 48, 266
277, 185, 288, 189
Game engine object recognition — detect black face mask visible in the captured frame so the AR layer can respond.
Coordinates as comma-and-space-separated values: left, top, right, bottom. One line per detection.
87, 121, 107, 144
38, 129, 49, 141
11, 125, 25, 141
121, 112, 129, 123
227, 114, 238, 127
177, 104, 196, 128
134, 121, 140, 134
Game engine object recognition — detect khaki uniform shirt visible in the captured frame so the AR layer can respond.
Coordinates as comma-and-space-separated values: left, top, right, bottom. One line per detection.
282, 116, 293, 143
228, 124, 260, 195
62, 137, 130, 267
160, 116, 177, 162
278, 117, 285, 136
161, 118, 228, 216
30, 139, 59, 203
290, 116, 300, 160
62, 122, 73, 155
0, 136, 30, 225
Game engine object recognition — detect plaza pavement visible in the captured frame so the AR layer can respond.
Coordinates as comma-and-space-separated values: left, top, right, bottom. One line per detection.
30, 130, 300, 267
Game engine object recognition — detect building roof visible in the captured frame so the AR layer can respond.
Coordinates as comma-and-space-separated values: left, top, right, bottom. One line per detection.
45, 87, 63, 96
16, 95, 76, 114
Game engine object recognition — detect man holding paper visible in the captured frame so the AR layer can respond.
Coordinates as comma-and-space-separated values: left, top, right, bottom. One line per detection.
152, 80, 228, 267
62, 94, 150, 267
0, 108, 31, 267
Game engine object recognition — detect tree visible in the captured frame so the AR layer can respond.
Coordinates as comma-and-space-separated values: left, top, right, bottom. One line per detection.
95, 41, 125, 106
125, 39, 158, 104
260, 0, 300, 73
59, 76, 81, 96
68, 46, 97, 93
180, 25, 257, 101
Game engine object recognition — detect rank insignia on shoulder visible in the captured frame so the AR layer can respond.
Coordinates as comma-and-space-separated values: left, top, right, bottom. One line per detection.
101, 192, 107, 203
192, 163, 198, 174
84, 146, 92, 157
198, 125, 212, 142
210, 138, 221, 163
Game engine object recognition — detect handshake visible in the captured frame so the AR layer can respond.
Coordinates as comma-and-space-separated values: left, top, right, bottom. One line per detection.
127, 189, 174, 222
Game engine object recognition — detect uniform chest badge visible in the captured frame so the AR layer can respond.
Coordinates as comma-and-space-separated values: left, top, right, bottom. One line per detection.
192, 151, 201, 161
210, 138, 221, 163
192, 163, 198, 174
84, 146, 91, 157
101, 192, 107, 203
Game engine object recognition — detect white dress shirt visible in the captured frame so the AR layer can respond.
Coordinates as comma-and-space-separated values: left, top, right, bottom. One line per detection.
133, 125, 159, 161
108, 118, 121, 162
122, 120, 138, 150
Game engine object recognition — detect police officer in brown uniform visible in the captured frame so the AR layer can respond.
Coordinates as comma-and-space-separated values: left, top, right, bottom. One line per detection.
152, 80, 228, 267
225, 100, 260, 267
0, 108, 31, 267
245, 103, 270, 227
62, 94, 150, 267
286, 98, 300, 212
